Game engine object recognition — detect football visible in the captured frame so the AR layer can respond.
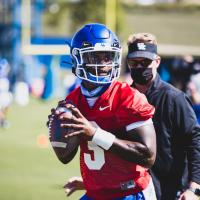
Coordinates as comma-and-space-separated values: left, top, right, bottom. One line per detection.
48, 107, 80, 164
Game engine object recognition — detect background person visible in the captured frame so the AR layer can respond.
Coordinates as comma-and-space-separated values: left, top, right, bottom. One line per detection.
126, 33, 200, 200
170, 55, 194, 92
0, 58, 13, 128
48, 23, 157, 200
187, 62, 200, 124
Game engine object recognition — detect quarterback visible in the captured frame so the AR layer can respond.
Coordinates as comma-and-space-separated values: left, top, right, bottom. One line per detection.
48, 23, 157, 200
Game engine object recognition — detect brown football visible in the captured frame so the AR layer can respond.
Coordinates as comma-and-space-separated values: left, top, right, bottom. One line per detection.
48, 107, 80, 164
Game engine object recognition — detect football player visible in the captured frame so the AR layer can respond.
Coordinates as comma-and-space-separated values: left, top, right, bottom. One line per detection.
48, 23, 157, 200
0, 58, 12, 128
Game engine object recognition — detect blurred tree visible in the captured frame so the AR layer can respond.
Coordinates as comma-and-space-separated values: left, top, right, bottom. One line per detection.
43, 0, 124, 38
69, 0, 106, 32
69, 0, 124, 37
176, 0, 183, 3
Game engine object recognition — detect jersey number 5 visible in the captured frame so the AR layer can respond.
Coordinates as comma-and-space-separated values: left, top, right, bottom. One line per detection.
84, 141, 105, 170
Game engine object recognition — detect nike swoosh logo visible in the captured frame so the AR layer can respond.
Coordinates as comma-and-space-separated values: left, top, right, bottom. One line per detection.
99, 105, 110, 111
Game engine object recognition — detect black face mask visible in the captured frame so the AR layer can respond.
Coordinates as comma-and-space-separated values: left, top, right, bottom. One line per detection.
130, 68, 153, 85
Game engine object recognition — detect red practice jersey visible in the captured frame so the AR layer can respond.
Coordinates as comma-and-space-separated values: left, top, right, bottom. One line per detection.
65, 81, 155, 200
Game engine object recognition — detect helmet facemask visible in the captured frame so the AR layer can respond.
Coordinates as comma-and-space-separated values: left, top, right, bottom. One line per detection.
72, 45, 122, 85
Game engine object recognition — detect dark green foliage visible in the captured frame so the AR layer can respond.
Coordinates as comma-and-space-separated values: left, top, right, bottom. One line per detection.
69, 0, 106, 32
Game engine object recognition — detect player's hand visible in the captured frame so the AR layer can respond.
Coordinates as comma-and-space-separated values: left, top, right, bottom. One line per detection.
46, 100, 72, 128
59, 103, 96, 139
178, 189, 199, 200
57, 99, 68, 108
63, 176, 84, 196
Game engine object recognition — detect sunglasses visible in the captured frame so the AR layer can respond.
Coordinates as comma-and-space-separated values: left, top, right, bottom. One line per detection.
127, 58, 153, 68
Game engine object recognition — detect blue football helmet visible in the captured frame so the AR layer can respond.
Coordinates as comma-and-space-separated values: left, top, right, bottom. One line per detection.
71, 23, 122, 85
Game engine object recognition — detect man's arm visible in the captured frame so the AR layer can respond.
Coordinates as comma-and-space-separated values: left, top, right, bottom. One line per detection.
173, 93, 200, 200
110, 123, 156, 168
173, 93, 200, 184
60, 103, 157, 168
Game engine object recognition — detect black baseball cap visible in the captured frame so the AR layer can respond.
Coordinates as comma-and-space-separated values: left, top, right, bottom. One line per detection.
127, 42, 157, 60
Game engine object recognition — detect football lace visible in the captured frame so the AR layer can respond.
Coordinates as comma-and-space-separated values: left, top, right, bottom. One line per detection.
48, 115, 54, 138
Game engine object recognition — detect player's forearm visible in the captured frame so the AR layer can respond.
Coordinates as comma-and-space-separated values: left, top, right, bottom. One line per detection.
110, 138, 155, 168
91, 125, 156, 168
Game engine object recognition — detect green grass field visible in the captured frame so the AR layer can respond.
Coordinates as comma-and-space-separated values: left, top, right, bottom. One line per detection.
0, 98, 84, 200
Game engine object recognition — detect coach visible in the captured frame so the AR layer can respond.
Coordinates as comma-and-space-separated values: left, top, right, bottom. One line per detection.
127, 32, 200, 200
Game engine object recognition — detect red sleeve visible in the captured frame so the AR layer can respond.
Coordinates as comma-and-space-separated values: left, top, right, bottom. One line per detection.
115, 84, 155, 126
